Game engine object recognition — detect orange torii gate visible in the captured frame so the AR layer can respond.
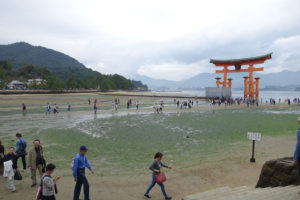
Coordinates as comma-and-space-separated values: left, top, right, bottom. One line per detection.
210, 53, 272, 99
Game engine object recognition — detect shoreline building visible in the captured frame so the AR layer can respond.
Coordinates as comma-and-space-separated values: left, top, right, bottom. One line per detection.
7, 80, 27, 90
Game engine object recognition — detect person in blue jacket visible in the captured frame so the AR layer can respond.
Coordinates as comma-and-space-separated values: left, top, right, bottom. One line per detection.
73, 146, 94, 200
293, 117, 300, 177
15, 133, 27, 170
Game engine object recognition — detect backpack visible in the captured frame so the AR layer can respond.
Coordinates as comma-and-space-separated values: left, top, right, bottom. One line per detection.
14, 170, 22, 180
36, 175, 51, 200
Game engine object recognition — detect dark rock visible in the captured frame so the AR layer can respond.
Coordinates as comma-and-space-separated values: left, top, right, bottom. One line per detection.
256, 157, 300, 188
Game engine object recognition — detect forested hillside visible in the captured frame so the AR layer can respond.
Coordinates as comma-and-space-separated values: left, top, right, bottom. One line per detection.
0, 42, 147, 91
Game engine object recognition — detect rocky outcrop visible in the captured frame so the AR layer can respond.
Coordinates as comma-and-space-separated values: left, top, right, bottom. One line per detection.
256, 157, 300, 188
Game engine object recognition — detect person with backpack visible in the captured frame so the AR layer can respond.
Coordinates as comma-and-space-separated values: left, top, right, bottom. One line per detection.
73, 146, 94, 200
3, 147, 18, 192
38, 163, 61, 200
28, 139, 45, 187
144, 152, 172, 200
16, 133, 27, 171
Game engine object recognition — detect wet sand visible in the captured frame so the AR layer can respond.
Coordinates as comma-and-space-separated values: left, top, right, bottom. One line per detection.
0, 136, 295, 200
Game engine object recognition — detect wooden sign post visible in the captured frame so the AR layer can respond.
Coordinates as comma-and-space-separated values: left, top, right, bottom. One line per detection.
247, 132, 261, 163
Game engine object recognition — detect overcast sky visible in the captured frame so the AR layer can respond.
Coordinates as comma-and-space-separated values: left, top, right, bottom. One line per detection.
1, 0, 300, 81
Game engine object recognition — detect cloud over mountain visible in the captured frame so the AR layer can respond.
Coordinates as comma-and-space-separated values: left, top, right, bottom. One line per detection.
1, 0, 300, 80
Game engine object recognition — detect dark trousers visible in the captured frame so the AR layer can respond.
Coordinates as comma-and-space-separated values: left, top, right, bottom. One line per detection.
17, 155, 26, 170
42, 195, 56, 200
298, 164, 300, 179
145, 174, 168, 198
74, 168, 89, 200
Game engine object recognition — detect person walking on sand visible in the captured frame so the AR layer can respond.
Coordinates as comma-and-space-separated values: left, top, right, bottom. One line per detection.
293, 117, 300, 174
67, 103, 71, 112
46, 103, 51, 115
73, 146, 94, 200
144, 152, 172, 200
3, 147, 18, 192
28, 139, 45, 187
41, 163, 61, 200
53, 104, 59, 114
16, 133, 27, 171
94, 103, 97, 114
22, 103, 26, 113
0, 140, 4, 174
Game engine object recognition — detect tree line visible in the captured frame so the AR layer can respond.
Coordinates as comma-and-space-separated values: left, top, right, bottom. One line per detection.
0, 60, 147, 91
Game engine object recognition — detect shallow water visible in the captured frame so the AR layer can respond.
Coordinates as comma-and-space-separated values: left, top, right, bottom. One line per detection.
1, 98, 300, 174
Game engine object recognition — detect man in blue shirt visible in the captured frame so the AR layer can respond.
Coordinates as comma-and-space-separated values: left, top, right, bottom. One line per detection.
73, 146, 94, 200
15, 133, 27, 170
293, 117, 300, 178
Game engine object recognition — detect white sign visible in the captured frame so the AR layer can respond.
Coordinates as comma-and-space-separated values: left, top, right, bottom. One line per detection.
247, 132, 262, 141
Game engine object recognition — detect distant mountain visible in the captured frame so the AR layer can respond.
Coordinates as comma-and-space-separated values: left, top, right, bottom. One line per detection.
0, 42, 99, 80
135, 70, 300, 90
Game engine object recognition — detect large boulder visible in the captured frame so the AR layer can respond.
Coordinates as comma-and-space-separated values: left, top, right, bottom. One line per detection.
256, 157, 300, 188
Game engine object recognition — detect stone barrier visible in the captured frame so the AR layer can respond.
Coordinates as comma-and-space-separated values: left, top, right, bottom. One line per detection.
256, 157, 300, 188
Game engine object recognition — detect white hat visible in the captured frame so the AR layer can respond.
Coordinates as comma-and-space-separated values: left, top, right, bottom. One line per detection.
298, 117, 300, 122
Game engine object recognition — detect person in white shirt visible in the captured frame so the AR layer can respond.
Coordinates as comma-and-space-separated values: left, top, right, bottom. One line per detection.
3, 147, 17, 192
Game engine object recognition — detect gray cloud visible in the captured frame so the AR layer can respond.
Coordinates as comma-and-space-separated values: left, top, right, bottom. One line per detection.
0, 0, 300, 81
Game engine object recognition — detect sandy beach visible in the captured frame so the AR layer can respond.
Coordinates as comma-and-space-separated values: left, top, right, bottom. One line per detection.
0, 135, 295, 200
0, 92, 299, 200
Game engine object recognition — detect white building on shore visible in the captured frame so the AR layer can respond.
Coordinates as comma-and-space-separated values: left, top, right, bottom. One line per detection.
7, 80, 27, 90
27, 78, 44, 85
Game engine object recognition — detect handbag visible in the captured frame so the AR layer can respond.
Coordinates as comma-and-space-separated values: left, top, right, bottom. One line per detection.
155, 172, 167, 183
55, 184, 58, 194
42, 158, 47, 173
14, 170, 22, 180
36, 186, 42, 200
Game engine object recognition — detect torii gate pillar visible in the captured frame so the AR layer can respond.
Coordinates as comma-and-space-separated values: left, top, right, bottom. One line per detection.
243, 76, 249, 99
254, 77, 260, 99
216, 77, 221, 88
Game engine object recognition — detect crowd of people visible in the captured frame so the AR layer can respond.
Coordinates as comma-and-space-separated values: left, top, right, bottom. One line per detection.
19, 95, 300, 119
0, 133, 100, 200
207, 96, 300, 108
0, 133, 173, 200
153, 101, 164, 113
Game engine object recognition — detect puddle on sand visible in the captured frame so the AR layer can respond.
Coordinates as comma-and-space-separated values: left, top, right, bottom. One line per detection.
260, 109, 300, 115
